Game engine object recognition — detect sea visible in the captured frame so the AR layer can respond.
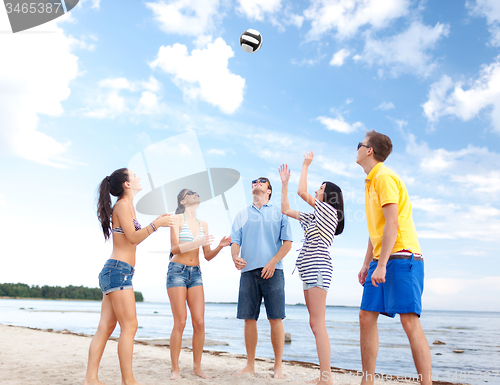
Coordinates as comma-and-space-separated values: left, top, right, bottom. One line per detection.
0, 299, 499, 384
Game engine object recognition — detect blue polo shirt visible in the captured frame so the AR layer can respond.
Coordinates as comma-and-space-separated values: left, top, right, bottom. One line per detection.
230, 203, 293, 273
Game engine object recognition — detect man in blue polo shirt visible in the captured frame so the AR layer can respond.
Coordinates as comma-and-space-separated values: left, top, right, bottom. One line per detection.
231, 177, 293, 379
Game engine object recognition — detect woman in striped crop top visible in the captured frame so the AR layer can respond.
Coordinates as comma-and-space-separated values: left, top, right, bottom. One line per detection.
279, 151, 345, 385
167, 188, 231, 380
84, 168, 177, 385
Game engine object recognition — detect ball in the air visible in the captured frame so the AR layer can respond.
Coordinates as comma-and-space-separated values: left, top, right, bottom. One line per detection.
240, 29, 263, 53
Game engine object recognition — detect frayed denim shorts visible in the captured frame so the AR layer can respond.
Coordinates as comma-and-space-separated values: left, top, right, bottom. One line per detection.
166, 261, 203, 289
98, 259, 135, 295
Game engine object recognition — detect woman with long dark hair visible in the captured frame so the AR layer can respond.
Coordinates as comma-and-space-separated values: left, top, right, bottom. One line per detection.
167, 188, 231, 380
279, 151, 344, 385
84, 168, 176, 385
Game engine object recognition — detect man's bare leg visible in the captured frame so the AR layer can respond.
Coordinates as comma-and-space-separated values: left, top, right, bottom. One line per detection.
400, 313, 432, 385
233, 319, 257, 375
359, 310, 379, 385
269, 318, 285, 379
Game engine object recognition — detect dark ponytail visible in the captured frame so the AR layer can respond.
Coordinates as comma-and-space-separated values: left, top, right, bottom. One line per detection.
169, 188, 189, 259
323, 181, 345, 236
97, 168, 129, 240
175, 188, 189, 214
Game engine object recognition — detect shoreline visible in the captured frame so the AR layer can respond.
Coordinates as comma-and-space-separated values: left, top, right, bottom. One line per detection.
0, 324, 463, 385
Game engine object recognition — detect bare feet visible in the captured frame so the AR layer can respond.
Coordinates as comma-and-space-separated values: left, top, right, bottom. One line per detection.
83, 379, 106, 385
121, 380, 142, 385
233, 365, 255, 376
192, 368, 212, 379
170, 370, 181, 380
273, 365, 285, 379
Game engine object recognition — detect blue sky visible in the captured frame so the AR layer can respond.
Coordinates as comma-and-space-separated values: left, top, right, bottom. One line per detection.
1, 0, 499, 311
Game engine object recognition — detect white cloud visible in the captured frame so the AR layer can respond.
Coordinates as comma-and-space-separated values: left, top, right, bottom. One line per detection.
467, 0, 500, 46
207, 148, 227, 156
304, 0, 411, 40
146, 0, 221, 36
417, 203, 500, 241
84, 77, 162, 118
193, 34, 213, 49
404, 133, 500, 177
68, 35, 96, 51
98, 77, 137, 91
330, 48, 350, 66
451, 171, 500, 194
137, 91, 160, 114
359, 21, 450, 77
140, 76, 161, 93
422, 55, 500, 133
0, 11, 78, 168
375, 101, 395, 110
317, 115, 364, 133
283, 11, 304, 28
315, 155, 356, 178
411, 197, 458, 215
237, 0, 282, 21
150, 38, 245, 114
426, 276, 500, 297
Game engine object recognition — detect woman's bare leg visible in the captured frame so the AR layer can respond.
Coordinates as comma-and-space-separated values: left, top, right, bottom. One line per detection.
83, 294, 117, 385
167, 286, 188, 380
187, 285, 211, 379
107, 289, 141, 385
304, 287, 332, 385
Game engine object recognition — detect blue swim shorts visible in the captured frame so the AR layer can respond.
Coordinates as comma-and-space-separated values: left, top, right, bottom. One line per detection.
98, 259, 135, 295
237, 268, 285, 320
360, 254, 424, 318
166, 261, 203, 289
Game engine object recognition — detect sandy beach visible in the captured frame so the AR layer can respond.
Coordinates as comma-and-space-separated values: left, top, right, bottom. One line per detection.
0, 324, 458, 385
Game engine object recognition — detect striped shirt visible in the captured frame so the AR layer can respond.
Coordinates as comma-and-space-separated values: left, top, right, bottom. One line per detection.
296, 199, 338, 289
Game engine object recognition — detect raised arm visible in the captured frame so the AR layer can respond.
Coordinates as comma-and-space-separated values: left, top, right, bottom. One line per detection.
298, 151, 316, 208
279, 164, 300, 220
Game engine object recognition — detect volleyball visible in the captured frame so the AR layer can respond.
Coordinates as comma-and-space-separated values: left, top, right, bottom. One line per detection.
240, 29, 263, 53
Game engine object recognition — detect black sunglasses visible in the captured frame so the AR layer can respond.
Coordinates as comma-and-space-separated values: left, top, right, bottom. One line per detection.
252, 178, 269, 185
181, 191, 199, 200
357, 142, 376, 153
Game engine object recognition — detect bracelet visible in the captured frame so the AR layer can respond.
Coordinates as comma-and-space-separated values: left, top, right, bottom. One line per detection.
150, 222, 157, 232
146, 226, 150, 235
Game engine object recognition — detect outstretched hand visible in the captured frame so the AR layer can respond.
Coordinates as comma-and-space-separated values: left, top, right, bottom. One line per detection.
157, 214, 177, 228
303, 150, 314, 167
218, 236, 231, 248
198, 234, 215, 247
279, 164, 291, 183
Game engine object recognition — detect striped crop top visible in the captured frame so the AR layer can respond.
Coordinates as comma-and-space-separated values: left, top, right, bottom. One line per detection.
179, 213, 204, 242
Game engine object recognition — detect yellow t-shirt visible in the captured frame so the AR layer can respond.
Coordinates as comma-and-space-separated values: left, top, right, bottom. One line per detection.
365, 163, 421, 259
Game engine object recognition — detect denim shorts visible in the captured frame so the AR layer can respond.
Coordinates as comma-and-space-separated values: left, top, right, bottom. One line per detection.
237, 268, 285, 320
98, 259, 135, 295
303, 270, 327, 292
166, 261, 203, 289
360, 254, 424, 318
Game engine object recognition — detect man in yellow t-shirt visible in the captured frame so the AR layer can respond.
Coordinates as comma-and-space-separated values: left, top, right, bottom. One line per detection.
356, 131, 432, 385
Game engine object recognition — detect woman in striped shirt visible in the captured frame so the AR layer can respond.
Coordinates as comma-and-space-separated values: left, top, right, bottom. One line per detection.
279, 151, 344, 384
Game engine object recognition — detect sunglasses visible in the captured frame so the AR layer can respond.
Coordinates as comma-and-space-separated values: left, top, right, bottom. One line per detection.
357, 142, 376, 153
252, 178, 269, 185
181, 191, 199, 200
